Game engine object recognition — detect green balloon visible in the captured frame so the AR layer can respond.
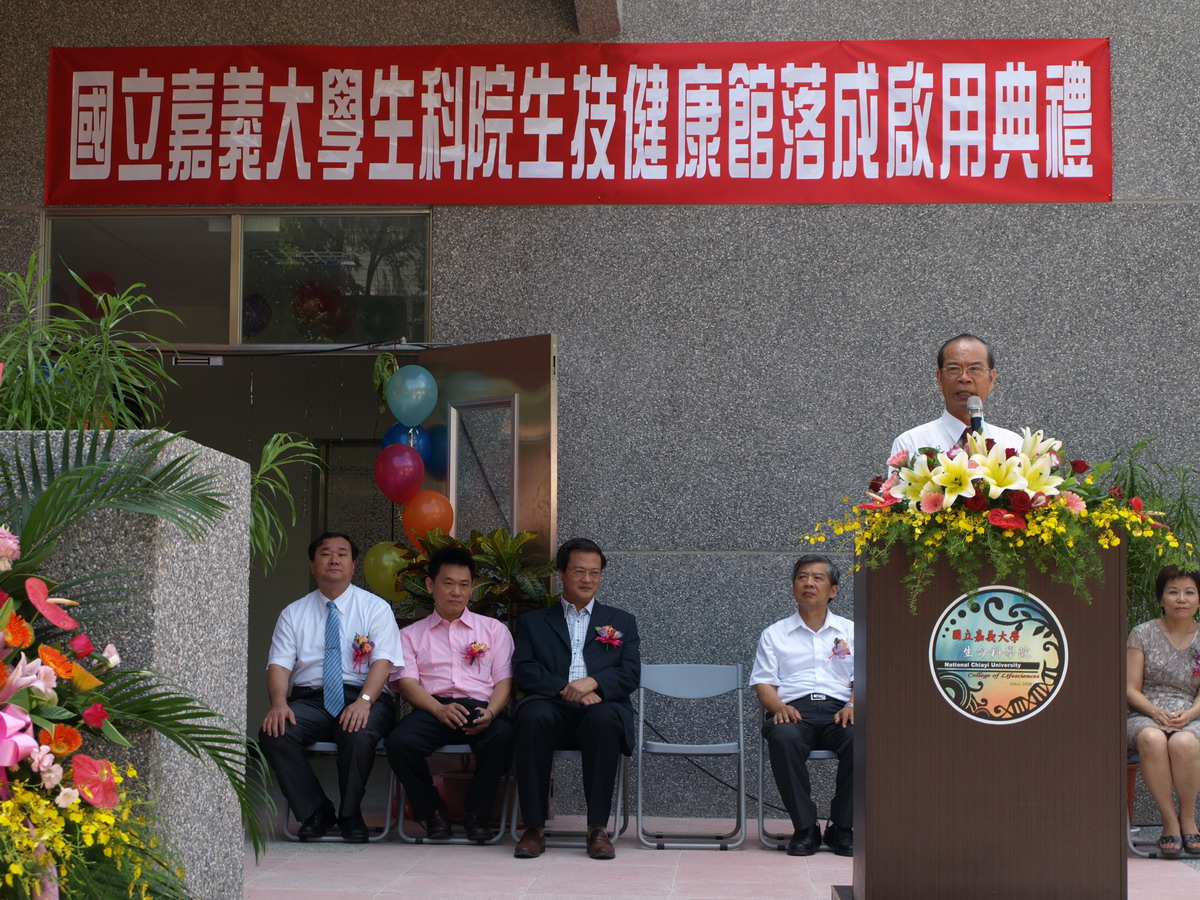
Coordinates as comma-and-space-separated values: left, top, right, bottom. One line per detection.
363, 540, 408, 602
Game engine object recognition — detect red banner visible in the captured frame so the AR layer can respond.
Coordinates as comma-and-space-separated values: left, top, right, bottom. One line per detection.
45, 40, 1111, 206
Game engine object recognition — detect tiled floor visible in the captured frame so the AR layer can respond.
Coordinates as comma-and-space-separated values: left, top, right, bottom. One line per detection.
244, 818, 1200, 899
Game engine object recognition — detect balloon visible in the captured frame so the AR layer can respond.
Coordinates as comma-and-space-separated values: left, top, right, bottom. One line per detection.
386, 365, 438, 427
374, 444, 425, 504
363, 541, 408, 602
402, 490, 455, 548
425, 424, 449, 480
382, 423, 431, 465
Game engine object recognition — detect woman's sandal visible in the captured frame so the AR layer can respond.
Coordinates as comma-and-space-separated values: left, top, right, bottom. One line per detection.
1182, 834, 1200, 855
1158, 834, 1182, 858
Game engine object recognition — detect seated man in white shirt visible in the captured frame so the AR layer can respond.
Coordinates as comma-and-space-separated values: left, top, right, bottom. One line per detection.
751, 554, 855, 857
890, 333, 1022, 462
259, 532, 403, 842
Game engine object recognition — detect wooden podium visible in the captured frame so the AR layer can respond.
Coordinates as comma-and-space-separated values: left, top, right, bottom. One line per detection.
851, 548, 1127, 899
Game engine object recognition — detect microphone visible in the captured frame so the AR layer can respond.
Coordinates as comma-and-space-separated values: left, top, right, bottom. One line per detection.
967, 396, 984, 436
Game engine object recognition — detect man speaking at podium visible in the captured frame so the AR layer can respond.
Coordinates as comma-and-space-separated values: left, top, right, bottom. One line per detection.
890, 334, 1023, 459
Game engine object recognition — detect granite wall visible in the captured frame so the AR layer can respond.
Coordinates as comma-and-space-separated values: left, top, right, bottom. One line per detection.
0, 431, 250, 900
1, 1, 1195, 824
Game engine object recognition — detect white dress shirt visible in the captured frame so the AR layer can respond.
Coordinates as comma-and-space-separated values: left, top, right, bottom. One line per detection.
267, 583, 403, 689
749, 609, 855, 704
561, 597, 595, 681
890, 408, 1023, 462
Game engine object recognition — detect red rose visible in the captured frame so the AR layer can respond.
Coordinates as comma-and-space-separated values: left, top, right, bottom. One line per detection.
868, 476, 884, 494
82, 703, 109, 730
963, 493, 989, 511
1130, 496, 1144, 513
1109, 485, 1124, 499
1004, 448, 1018, 460
987, 509, 1027, 530
70, 633, 95, 657
1008, 492, 1032, 513
1070, 459, 1089, 474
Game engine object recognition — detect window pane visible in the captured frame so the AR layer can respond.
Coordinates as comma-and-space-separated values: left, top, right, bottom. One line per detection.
47, 216, 232, 345
241, 214, 429, 344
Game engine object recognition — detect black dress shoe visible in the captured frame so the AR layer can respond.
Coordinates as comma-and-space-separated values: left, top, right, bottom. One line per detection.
824, 823, 854, 857
297, 800, 336, 841
338, 814, 370, 843
424, 808, 452, 840
462, 812, 493, 842
786, 823, 821, 856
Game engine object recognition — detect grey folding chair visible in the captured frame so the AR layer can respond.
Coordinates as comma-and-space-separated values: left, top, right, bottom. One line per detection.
758, 735, 837, 850
509, 749, 630, 847
281, 741, 396, 842
635, 663, 745, 850
395, 743, 512, 844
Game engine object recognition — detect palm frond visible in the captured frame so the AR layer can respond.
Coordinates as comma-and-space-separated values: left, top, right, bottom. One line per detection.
0, 429, 227, 568
94, 668, 274, 858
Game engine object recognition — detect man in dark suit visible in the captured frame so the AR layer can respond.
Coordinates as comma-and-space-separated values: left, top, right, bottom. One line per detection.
511, 537, 640, 860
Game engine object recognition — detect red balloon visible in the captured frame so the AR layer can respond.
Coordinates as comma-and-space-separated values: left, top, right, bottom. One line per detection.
374, 444, 425, 504
402, 490, 455, 548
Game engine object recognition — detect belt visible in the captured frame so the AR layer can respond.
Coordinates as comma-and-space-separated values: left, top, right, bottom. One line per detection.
797, 693, 845, 703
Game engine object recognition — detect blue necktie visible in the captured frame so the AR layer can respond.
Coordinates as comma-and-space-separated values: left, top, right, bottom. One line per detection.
323, 600, 345, 717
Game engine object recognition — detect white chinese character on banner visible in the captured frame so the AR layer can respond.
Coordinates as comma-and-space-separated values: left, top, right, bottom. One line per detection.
624, 64, 669, 180
1046, 61, 1093, 178
369, 65, 416, 180
267, 67, 314, 180
467, 65, 515, 179
992, 62, 1039, 178
728, 63, 774, 179
940, 63, 986, 178
519, 63, 565, 178
69, 71, 113, 180
676, 64, 722, 178
570, 64, 617, 179
779, 63, 826, 180
319, 69, 363, 180
168, 69, 215, 181
419, 67, 465, 180
833, 62, 879, 179
887, 61, 933, 178
118, 68, 164, 181
219, 66, 264, 180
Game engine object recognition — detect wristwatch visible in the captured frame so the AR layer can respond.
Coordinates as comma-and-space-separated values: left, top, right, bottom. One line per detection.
359, 692, 373, 704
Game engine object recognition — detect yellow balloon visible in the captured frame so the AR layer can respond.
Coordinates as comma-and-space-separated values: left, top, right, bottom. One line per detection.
363, 540, 408, 602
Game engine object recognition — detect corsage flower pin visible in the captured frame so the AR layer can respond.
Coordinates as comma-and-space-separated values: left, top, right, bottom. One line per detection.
829, 638, 851, 660
351, 634, 374, 672
594, 625, 623, 649
464, 642, 489, 666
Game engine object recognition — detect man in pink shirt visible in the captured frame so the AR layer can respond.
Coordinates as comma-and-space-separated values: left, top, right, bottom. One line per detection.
385, 546, 515, 842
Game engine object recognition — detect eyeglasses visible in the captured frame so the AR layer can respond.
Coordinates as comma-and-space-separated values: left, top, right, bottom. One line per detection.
940, 364, 990, 379
566, 567, 602, 579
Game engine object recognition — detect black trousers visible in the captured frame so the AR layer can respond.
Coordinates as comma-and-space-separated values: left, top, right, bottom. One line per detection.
513, 697, 625, 827
384, 697, 514, 820
258, 685, 395, 821
762, 696, 853, 831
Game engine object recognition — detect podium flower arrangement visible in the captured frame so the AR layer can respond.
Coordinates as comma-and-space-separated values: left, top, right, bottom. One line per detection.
0, 430, 270, 899
806, 428, 1190, 610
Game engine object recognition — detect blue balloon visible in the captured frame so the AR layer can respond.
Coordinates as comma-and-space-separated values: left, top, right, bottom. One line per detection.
381, 423, 431, 465
386, 364, 438, 427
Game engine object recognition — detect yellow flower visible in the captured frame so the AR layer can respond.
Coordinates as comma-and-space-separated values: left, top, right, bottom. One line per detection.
931, 451, 979, 508
1021, 453, 1064, 497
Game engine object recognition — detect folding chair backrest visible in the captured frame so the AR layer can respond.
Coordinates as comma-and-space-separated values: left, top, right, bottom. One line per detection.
640, 663, 741, 699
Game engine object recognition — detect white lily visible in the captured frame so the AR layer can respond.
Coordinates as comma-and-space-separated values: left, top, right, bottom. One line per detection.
1022, 453, 1064, 497
1019, 427, 1062, 461
893, 452, 937, 509
972, 441, 1028, 499
932, 450, 979, 507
